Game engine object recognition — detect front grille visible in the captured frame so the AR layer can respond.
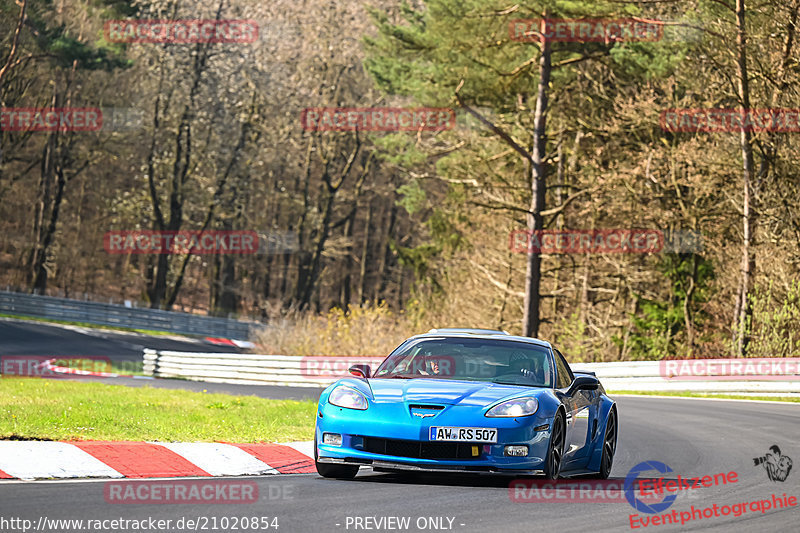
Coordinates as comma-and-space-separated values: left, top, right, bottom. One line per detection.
360, 436, 480, 460
408, 404, 444, 411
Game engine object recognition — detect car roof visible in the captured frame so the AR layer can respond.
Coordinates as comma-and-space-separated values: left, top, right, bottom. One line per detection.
413, 329, 553, 350
427, 328, 510, 335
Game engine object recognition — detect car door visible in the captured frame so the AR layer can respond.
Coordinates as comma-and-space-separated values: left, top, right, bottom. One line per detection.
553, 348, 592, 461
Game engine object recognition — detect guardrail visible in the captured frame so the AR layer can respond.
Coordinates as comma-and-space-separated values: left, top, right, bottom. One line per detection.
572, 360, 800, 394
143, 350, 385, 387
0, 290, 261, 339
142, 350, 800, 393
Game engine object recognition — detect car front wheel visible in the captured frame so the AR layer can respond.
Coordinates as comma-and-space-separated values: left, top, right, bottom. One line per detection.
597, 408, 617, 479
543, 412, 565, 479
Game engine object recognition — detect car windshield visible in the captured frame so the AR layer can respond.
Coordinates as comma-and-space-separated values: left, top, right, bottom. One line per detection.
374, 337, 552, 387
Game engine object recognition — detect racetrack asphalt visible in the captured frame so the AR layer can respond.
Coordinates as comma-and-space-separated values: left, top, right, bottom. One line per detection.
1, 396, 798, 531
0, 317, 242, 359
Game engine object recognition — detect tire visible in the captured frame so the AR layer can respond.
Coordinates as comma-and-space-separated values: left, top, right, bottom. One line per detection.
597, 408, 617, 480
314, 440, 359, 479
543, 412, 565, 479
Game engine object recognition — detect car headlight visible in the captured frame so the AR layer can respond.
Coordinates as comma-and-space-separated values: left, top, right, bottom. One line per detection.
485, 397, 538, 417
328, 386, 369, 410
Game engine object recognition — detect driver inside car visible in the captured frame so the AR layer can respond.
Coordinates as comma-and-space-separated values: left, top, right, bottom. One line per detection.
509, 351, 546, 383
417, 353, 442, 375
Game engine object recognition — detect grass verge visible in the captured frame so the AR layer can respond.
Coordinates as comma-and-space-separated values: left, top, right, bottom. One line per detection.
0, 378, 316, 442
609, 390, 800, 403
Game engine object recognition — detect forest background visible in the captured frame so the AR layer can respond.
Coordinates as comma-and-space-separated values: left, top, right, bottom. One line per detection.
1, 0, 799, 362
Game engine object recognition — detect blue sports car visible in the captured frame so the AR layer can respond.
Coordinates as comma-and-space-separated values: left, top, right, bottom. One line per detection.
314, 329, 618, 479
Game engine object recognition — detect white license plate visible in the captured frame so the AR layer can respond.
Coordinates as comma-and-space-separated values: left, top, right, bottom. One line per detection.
429, 426, 497, 443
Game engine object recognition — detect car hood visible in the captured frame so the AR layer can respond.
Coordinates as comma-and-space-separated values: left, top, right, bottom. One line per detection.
365, 377, 544, 407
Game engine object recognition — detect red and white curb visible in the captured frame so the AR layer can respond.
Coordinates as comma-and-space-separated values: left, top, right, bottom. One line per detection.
204, 337, 256, 349
0, 441, 315, 480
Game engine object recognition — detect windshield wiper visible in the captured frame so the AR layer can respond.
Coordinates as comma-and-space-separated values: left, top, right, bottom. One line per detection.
492, 379, 542, 387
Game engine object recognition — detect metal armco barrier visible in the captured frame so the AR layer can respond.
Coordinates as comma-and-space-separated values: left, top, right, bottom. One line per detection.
142, 350, 800, 393
143, 350, 385, 387
0, 290, 261, 339
574, 359, 800, 393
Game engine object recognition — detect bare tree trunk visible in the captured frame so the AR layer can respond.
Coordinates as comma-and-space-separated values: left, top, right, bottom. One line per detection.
30, 71, 80, 294
166, 97, 258, 311
297, 135, 364, 309
31, 161, 67, 293
734, 0, 756, 357
212, 254, 239, 316
732, 1, 799, 352
358, 200, 373, 303
29, 133, 54, 287
684, 254, 698, 356
261, 196, 283, 309
579, 260, 590, 325
551, 141, 563, 319
522, 25, 552, 338
292, 139, 315, 308
299, 187, 336, 308
0, 0, 28, 172
0, 0, 27, 92
377, 203, 398, 300
340, 207, 356, 308
339, 163, 370, 308
146, 33, 214, 309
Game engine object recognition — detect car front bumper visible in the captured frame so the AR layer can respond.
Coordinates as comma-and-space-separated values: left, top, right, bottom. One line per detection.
315, 401, 554, 473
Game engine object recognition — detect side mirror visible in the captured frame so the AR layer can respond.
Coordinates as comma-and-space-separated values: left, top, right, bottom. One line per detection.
348, 364, 371, 379
568, 374, 599, 395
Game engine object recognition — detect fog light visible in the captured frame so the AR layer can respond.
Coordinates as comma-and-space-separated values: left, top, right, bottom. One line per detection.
323, 433, 342, 446
504, 445, 528, 457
